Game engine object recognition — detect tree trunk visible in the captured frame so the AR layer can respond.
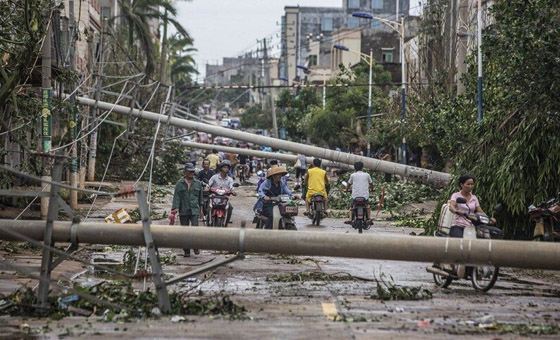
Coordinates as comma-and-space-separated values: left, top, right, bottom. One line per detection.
159, 10, 168, 84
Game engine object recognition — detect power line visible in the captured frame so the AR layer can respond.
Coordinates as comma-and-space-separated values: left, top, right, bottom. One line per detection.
177, 81, 415, 90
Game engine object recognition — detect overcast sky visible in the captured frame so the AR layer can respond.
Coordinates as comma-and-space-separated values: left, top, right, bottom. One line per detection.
176, 0, 341, 80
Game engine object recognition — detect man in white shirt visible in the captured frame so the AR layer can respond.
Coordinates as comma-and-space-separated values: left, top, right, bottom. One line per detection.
346, 161, 374, 222
208, 161, 236, 224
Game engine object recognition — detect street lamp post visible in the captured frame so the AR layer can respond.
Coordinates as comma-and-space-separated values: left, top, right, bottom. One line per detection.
333, 44, 374, 156
476, 0, 483, 123
353, 11, 407, 164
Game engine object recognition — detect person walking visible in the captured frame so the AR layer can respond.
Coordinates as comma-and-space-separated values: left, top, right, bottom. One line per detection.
169, 163, 203, 257
294, 154, 307, 190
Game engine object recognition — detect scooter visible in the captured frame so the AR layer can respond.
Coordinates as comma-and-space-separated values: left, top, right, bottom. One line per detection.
341, 181, 372, 234
253, 157, 264, 173
427, 197, 504, 292
236, 163, 250, 184
309, 194, 326, 226
255, 195, 298, 230
207, 187, 233, 227
350, 197, 371, 234
528, 196, 560, 241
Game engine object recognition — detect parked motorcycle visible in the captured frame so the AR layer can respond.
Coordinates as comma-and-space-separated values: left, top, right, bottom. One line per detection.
309, 194, 326, 226
207, 187, 233, 227
528, 196, 560, 241
255, 195, 298, 230
427, 197, 503, 292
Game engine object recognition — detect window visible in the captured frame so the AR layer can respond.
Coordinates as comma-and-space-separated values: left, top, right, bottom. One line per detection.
308, 55, 318, 66
348, 0, 360, 9
101, 6, 111, 20
371, 0, 383, 9
321, 17, 333, 32
348, 16, 359, 28
371, 19, 380, 29
382, 49, 394, 63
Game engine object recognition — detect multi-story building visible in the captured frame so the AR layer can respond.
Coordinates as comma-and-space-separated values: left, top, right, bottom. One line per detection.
404, 0, 494, 94
280, 0, 410, 84
280, 6, 346, 84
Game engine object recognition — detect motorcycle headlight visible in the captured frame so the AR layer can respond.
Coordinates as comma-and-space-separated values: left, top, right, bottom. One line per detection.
479, 215, 490, 224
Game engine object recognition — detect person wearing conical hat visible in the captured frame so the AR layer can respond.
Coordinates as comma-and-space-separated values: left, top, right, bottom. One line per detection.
255, 166, 293, 229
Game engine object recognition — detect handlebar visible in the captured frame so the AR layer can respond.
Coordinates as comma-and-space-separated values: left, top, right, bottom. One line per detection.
210, 188, 234, 196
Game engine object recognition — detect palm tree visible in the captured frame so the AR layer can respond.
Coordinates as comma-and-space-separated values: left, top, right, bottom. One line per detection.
116, 0, 189, 77
158, 1, 192, 83
167, 33, 198, 84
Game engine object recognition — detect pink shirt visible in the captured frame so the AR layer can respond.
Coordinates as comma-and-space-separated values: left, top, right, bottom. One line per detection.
450, 191, 480, 228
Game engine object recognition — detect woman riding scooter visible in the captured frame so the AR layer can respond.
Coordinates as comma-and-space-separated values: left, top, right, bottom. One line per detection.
448, 174, 495, 237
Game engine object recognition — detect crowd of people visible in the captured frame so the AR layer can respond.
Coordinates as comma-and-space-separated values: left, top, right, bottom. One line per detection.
172, 145, 489, 259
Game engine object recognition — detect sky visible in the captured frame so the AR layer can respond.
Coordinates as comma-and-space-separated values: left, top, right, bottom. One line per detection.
175, 0, 341, 81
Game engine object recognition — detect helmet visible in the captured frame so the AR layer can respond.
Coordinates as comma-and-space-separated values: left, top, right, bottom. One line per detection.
266, 166, 288, 178
256, 170, 265, 178
218, 160, 231, 170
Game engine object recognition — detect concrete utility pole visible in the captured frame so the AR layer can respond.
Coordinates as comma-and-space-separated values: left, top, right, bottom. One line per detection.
68, 1, 78, 209
40, 12, 53, 219
400, 16, 407, 165
69, 95, 451, 185
262, 38, 279, 138
182, 141, 352, 169
88, 22, 105, 182
2, 221, 560, 271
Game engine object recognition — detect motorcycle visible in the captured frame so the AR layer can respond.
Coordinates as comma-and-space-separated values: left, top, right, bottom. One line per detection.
253, 157, 264, 173
528, 196, 560, 241
236, 163, 250, 184
309, 194, 326, 226
207, 187, 233, 227
350, 197, 371, 234
201, 187, 210, 221
255, 195, 298, 230
427, 197, 504, 292
341, 181, 372, 234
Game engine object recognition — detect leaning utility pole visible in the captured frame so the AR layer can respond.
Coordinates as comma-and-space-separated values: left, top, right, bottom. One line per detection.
262, 38, 279, 138
40, 11, 53, 218
88, 22, 105, 182
69, 95, 452, 185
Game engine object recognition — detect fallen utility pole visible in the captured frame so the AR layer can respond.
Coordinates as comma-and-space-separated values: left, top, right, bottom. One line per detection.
182, 141, 352, 169
1, 220, 559, 270
70, 95, 451, 186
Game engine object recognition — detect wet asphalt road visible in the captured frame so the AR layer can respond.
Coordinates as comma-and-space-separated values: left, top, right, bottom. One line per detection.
1, 180, 560, 338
